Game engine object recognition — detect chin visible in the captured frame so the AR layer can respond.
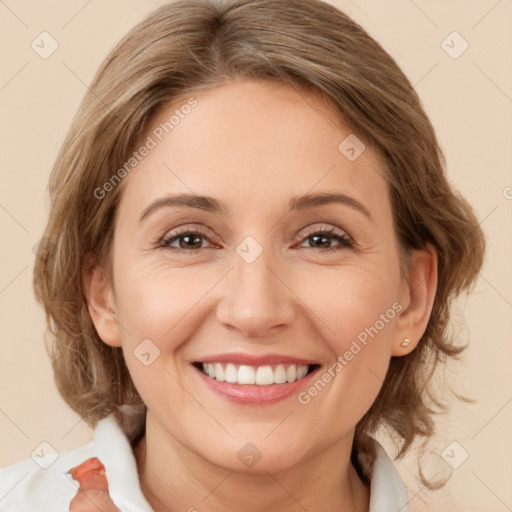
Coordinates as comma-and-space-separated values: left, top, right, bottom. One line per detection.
192, 433, 311, 475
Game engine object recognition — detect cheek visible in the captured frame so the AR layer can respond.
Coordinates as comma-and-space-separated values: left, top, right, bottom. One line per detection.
112, 262, 211, 411
303, 262, 401, 353
295, 263, 400, 413
113, 260, 220, 343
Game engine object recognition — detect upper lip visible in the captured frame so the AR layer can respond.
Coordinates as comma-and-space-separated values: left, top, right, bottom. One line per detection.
194, 353, 320, 366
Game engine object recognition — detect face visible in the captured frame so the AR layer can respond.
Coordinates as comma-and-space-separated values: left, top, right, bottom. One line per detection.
88, 79, 427, 473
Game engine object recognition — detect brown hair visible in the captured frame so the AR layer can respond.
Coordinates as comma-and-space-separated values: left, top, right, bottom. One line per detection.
33, 0, 485, 488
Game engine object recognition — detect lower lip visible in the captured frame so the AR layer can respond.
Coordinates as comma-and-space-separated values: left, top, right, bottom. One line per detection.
193, 365, 320, 405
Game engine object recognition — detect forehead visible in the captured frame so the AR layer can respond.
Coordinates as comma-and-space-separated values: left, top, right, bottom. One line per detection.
119, 79, 389, 220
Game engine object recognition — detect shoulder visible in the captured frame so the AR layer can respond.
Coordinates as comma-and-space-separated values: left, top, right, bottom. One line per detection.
0, 441, 97, 512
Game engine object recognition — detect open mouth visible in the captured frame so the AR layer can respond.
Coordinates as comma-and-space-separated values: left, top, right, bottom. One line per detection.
193, 362, 320, 386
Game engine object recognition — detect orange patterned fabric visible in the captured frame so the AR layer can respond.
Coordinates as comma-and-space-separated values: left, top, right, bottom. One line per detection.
68, 457, 119, 512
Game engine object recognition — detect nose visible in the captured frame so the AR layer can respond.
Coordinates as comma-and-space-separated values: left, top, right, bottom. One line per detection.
216, 247, 296, 339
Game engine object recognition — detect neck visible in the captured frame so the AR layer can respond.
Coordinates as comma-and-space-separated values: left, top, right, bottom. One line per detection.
133, 413, 370, 512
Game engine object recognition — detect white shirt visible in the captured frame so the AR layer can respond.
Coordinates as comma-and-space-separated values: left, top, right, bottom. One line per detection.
0, 414, 410, 511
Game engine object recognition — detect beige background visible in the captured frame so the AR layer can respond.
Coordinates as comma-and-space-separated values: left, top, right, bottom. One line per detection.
1, 0, 511, 510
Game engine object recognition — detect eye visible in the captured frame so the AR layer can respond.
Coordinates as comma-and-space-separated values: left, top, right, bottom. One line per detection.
158, 226, 216, 254
157, 224, 354, 255
294, 225, 354, 252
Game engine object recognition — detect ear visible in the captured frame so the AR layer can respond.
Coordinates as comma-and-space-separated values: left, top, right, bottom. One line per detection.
83, 264, 122, 348
392, 246, 438, 356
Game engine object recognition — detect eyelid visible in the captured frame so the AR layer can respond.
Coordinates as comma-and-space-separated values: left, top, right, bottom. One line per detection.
295, 223, 348, 238
162, 223, 217, 237
158, 224, 219, 245
293, 223, 354, 245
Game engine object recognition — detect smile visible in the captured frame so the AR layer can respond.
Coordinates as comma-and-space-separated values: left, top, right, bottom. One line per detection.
192, 354, 321, 405
199, 362, 312, 385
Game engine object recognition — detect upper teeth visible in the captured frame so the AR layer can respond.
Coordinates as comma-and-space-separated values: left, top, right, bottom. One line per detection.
201, 363, 309, 385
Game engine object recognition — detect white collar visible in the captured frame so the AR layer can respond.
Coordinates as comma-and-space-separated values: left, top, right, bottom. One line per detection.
94, 414, 409, 511
368, 441, 409, 511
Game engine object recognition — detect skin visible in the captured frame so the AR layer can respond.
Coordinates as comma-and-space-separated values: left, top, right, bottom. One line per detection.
85, 78, 437, 511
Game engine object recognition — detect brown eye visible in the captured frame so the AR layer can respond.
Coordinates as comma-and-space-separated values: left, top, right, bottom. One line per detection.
157, 225, 218, 255
161, 232, 206, 250
295, 226, 354, 252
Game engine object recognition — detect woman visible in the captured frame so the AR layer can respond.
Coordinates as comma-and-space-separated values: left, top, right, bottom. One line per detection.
0, 0, 485, 510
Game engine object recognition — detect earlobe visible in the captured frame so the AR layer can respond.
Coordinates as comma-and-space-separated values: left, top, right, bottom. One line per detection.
392, 246, 438, 356
83, 265, 122, 348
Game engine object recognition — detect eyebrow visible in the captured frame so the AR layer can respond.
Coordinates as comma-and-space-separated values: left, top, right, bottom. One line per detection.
139, 191, 372, 222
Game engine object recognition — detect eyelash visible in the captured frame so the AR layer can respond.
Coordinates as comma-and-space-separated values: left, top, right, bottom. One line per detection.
157, 224, 355, 255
